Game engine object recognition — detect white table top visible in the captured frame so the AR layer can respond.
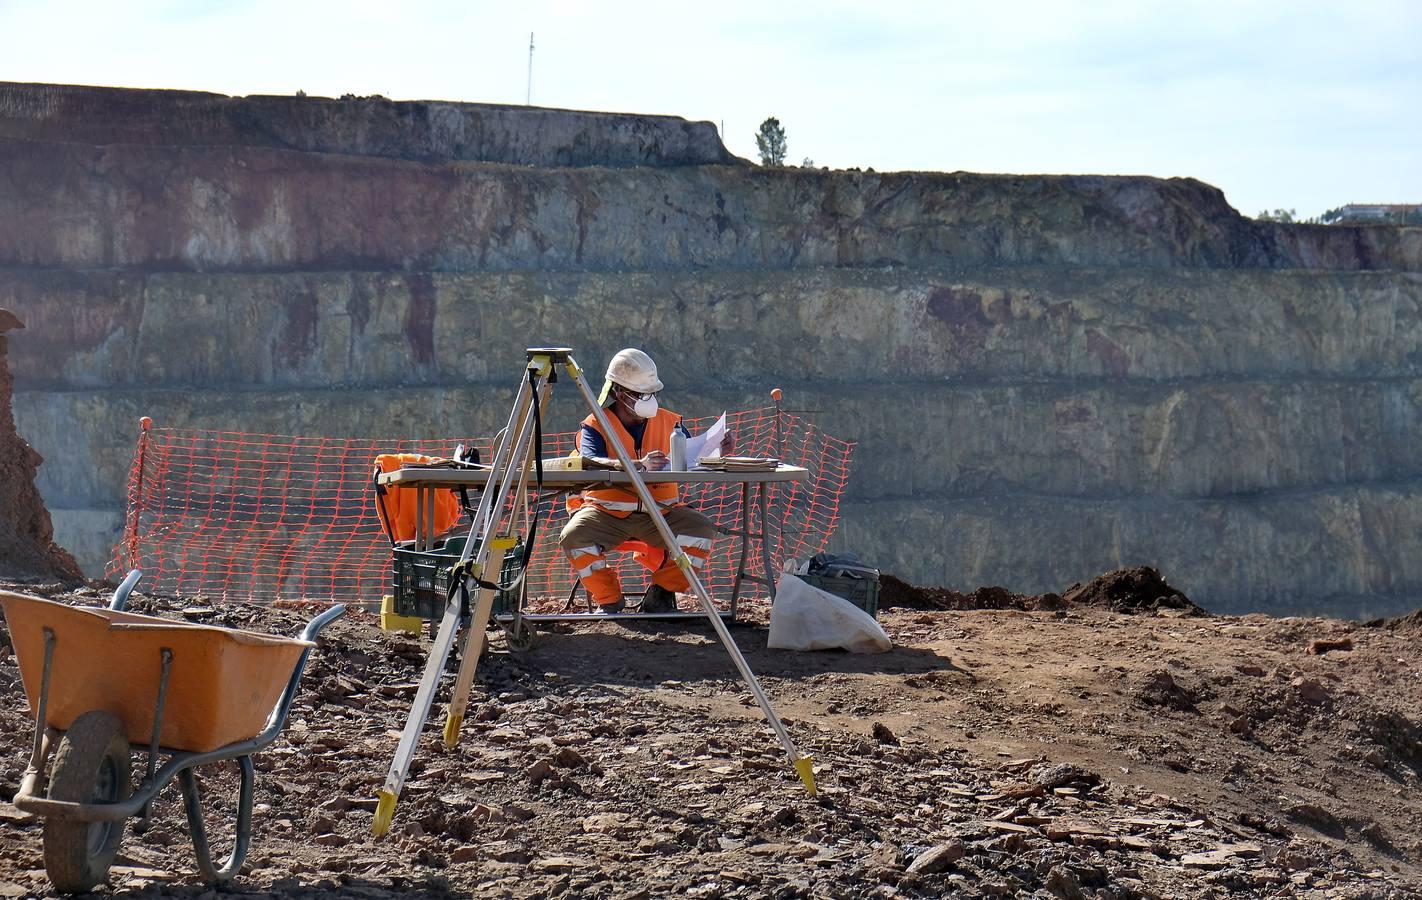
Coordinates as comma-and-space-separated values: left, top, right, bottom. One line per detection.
378, 464, 809, 488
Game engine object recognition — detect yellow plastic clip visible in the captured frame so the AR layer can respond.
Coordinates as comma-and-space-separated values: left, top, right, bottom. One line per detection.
528, 354, 553, 378
564, 359, 583, 378
372, 790, 397, 836
794, 756, 818, 796
452, 560, 481, 583
442, 711, 463, 749
675, 555, 694, 574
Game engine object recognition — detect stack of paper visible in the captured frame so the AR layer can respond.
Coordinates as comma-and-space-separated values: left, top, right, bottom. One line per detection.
697, 456, 780, 472
684, 412, 727, 464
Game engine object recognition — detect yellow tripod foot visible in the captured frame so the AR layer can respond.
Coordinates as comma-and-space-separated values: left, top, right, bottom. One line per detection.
378, 595, 422, 634
442, 712, 463, 749
372, 790, 397, 837
794, 756, 817, 796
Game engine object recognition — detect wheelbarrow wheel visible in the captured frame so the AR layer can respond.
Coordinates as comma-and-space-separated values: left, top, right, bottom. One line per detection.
43, 710, 133, 894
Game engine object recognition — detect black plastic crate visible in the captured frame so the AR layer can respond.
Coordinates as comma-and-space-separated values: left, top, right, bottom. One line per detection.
390, 533, 522, 620
799, 573, 880, 618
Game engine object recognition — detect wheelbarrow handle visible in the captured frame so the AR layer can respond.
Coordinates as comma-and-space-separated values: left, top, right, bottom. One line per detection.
301, 604, 346, 642
259, 604, 347, 738
110, 569, 144, 611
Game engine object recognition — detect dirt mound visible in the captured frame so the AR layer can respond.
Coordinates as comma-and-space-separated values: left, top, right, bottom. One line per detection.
0, 310, 81, 582
1060, 565, 1204, 615
1368, 609, 1422, 633
879, 575, 1063, 612
880, 565, 1200, 616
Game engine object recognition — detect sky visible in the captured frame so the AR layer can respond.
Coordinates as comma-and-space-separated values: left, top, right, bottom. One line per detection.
1, 0, 1417, 219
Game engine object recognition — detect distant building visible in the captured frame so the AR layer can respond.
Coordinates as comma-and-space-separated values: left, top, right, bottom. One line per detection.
1332, 203, 1422, 224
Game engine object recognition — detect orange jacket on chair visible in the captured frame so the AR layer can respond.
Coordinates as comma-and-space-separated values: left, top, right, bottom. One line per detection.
567, 410, 682, 518
373, 453, 461, 543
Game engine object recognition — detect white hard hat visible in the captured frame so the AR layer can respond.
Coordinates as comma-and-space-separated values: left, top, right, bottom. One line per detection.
604, 348, 663, 394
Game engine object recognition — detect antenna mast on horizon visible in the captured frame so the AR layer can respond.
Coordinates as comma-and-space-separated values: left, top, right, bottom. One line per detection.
526, 32, 534, 105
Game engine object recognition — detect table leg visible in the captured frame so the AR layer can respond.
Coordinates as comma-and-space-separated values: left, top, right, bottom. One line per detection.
414, 487, 426, 550
425, 487, 436, 549
756, 482, 775, 603
729, 481, 752, 618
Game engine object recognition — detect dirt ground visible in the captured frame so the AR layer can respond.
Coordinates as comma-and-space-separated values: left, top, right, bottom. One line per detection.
1, 572, 1420, 899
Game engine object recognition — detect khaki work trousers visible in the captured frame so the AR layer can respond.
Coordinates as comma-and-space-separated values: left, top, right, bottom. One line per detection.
559, 504, 719, 607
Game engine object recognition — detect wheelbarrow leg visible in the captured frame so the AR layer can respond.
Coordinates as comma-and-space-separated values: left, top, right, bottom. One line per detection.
179, 755, 254, 884
25, 628, 58, 790
135, 647, 173, 834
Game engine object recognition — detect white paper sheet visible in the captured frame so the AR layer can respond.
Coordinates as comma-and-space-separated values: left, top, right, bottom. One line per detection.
685, 412, 727, 465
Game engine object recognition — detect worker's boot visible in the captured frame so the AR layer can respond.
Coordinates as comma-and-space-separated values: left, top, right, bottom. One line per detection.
641, 584, 679, 613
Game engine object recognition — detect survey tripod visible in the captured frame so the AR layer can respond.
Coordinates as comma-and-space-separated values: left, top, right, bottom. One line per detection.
371, 348, 816, 836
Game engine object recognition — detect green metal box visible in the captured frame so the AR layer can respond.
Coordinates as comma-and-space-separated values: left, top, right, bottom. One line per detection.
390, 533, 522, 620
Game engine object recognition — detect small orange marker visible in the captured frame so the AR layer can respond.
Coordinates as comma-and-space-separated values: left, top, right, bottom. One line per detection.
770, 388, 783, 402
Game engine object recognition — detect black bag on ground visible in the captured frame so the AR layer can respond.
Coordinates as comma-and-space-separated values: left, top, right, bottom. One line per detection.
805, 552, 880, 582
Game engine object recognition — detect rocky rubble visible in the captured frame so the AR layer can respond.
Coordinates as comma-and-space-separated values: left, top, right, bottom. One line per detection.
1, 579, 1419, 898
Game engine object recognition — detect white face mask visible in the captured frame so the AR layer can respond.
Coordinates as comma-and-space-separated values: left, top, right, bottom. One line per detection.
632, 395, 659, 419
619, 391, 659, 419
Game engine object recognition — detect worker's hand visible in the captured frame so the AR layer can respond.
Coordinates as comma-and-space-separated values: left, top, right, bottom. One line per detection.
721, 431, 735, 455
640, 450, 669, 471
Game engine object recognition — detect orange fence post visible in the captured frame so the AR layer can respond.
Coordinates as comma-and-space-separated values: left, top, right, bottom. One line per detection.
770, 388, 786, 567
121, 416, 154, 573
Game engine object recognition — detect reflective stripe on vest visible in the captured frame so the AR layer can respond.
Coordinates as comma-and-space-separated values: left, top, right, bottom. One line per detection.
576, 408, 682, 518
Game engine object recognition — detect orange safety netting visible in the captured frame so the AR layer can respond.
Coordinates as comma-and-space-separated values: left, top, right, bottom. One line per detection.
107, 408, 854, 607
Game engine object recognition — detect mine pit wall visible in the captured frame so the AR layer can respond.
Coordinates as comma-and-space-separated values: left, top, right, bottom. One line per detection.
8, 267, 1422, 617
3, 83, 1421, 617
2, 138, 1419, 274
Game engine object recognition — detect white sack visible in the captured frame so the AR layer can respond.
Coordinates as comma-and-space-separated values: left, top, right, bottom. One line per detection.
767, 573, 892, 654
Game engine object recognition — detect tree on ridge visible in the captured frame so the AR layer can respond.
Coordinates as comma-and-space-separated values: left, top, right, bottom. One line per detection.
755, 117, 787, 166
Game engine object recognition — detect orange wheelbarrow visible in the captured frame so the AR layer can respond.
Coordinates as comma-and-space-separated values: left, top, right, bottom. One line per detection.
1, 571, 344, 894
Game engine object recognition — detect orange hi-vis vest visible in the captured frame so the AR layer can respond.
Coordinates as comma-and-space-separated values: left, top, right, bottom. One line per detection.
372, 453, 461, 543
569, 409, 683, 517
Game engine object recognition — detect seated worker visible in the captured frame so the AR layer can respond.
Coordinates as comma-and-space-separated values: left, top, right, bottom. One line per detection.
559, 347, 732, 614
